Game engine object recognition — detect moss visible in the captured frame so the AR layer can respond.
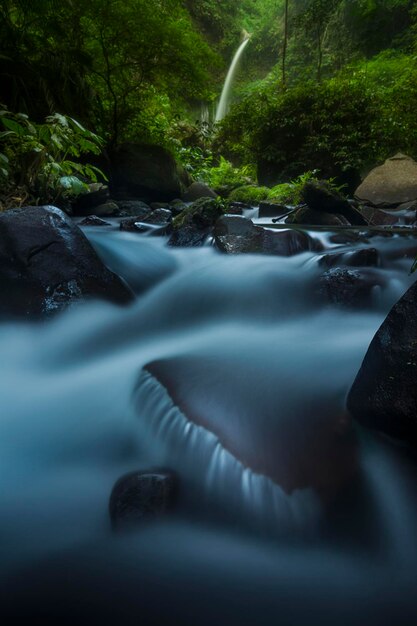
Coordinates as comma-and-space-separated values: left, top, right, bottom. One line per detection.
228, 185, 270, 204
172, 197, 225, 230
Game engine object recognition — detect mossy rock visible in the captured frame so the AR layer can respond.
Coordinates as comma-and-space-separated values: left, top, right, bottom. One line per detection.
228, 185, 270, 204
172, 197, 225, 230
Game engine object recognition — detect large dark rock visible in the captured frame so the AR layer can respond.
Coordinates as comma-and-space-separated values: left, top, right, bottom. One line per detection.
302, 181, 367, 225
319, 248, 380, 269
347, 279, 417, 444
109, 470, 177, 529
214, 215, 319, 256
168, 198, 224, 247
111, 143, 182, 202
318, 267, 385, 308
0, 206, 132, 317
355, 154, 417, 207
287, 207, 351, 227
182, 182, 218, 202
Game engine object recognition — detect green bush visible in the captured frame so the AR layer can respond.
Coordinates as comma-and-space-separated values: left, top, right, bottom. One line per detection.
228, 185, 270, 204
0, 107, 105, 208
201, 156, 256, 191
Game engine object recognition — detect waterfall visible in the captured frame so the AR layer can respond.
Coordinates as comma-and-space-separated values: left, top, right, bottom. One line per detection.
215, 36, 250, 122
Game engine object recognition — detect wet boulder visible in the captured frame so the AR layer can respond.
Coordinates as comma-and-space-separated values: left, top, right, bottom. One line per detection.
358, 205, 398, 227
143, 208, 172, 225
355, 154, 417, 207
168, 197, 224, 247
319, 247, 380, 269
317, 267, 385, 308
111, 143, 182, 202
287, 207, 351, 227
347, 279, 417, 445
182, 182, 218, 202
109, 471, 177, 530
0, 205, 132, 317
79, 215, 111, 227
115, 200, 152, 217
302, 181, 367, 225
214, 215, 319, 256
258, 201, 289, 219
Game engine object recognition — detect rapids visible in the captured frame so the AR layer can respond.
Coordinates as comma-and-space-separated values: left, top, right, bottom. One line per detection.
1, 220, 417, 625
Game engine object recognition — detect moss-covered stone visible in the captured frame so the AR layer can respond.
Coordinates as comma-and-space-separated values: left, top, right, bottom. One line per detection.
227, 185, 270, 204
172, 197, 225, 230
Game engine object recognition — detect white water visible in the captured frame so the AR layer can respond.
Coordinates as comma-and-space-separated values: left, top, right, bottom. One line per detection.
1, 224, 417, 624
215, 37, 250, 122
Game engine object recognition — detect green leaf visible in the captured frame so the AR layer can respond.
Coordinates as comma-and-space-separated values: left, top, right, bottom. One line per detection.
59, 175, 88, 196
1, 118, 26, 135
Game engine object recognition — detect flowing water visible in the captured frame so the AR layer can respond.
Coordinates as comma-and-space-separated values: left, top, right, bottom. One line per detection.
1, 220, 417, 625
215, 37, 250, 122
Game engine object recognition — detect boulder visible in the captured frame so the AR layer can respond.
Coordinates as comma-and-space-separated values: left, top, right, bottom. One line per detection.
319, 247, 380, 269
90, 201, 120, 217
287, 207, 351, 227
214, 215, 319, 256
109, 471, 177, 530
168, 198, 224, 247
0, 206, 132, 317
302, 181, 367, 225
115, 200, 152, 217
73, 183, 110, 215
143, 208, 172, 225
347, 279, 417, 444
318, 267, 384, 307
258, 201, 289, 219
79, 216, 111, 227
182, 182, 218, 202
355, 154, 417, 207
358, 205, 398, 227
111, 143, 182, 202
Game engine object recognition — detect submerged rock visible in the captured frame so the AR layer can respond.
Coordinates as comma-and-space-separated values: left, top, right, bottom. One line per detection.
355, 154, 417, 207
109, 471, 177, 529
111, 143, 183, 202
0, 205, 132, 317
214, 215, 319, 256
347, 279, 417, 445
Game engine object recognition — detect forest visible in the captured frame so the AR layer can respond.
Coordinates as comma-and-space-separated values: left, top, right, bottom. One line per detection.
1, 0, 417, 207
2, 2, 417, 626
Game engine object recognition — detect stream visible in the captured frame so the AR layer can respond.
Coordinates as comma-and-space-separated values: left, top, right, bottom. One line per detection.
1, 220, 417, 625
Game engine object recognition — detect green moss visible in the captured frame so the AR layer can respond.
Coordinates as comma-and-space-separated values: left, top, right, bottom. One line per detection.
228, 185, 270, 204
172, 197, 225, 229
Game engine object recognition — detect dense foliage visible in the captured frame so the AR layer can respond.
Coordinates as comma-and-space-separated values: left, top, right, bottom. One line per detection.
1, 0, 417, 200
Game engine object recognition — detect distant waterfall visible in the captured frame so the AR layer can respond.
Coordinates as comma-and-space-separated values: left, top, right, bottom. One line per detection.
215, 36, 250, 122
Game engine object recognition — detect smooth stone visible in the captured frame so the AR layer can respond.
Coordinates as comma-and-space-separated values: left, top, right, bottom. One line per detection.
355, 153, 417, 207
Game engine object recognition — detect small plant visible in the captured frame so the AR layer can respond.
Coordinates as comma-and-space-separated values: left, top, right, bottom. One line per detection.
0, 106, 106, 208
201, 157, 256, 191
267, 171, 320, 205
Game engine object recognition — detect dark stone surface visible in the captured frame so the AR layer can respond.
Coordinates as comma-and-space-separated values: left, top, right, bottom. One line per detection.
79, 216, 111, 227
318, 267, 384, 307
182, 182, 218, 202
111, 143, 182, 202
302, 181, 367, 225
287, 207, 351, 227
169, 199, 188, 216
358, 206, 398, 226
109, 470, 177, 529
214, 215, 320, 256
143, 208, 172, 225
115, 200, 152, 217
88, 201, 119, 217
319, 248, 380, 269
168, 198, 224, 247
72, 183, 110, 215
168, 225, 209, 247
119, 218, 149, 233
0, 205, 132, 317
258, 201, 288, 219
347, 279, 417, 445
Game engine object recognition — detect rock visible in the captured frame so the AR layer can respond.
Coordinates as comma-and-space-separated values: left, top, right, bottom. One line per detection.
182, 182, 218, 202
169, 199, 188, 216
302, 181, 367, 225
115, 200, 152, 217
258, 201, 289, 219
73, 183, 110, 215
168, 198, 224, 247
168, 225, 209, 247
287, 207, 351, 227
214, 215, 320, 256
143, 208, 172, 225
0, 206, 132, 317
119, 218, 149, 233
319, 248, 380, 269
318, 267, 384, 307
111, 143, 182, 202
91, 201, 120, 217
79, 215, 111, 227
227, 202, 248, 215
109, 471, 177, 529
355, 154, 417, 207
347, 279, 417, 445
358, 205, 398, 226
